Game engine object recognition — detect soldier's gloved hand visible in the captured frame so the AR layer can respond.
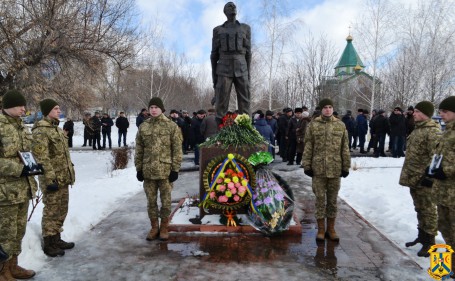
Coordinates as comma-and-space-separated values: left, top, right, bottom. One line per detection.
136, 171, 144, 182
169, 171, 179, 183
341, 170, 349, 178
304, 169, 314, 178
432, 167, 447, 180
20, 165, 31, 177
35, 164, 45, 175
46, 182, 59, 192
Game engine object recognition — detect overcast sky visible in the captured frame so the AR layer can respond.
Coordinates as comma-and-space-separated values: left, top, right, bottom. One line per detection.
135, 0, 415, 68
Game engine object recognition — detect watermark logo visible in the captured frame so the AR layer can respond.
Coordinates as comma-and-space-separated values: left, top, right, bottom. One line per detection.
427, 244, 453, 280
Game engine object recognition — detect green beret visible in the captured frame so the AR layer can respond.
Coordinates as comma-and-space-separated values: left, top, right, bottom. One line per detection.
40, 99, 59, 116
2, 89, 26, 109
318, 98, 334, 109
414, 101, 434, 118
439, 96, 455, 113
148, 97, 165, 112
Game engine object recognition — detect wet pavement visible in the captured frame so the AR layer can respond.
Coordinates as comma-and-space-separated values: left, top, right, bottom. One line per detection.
33, 156, 428, 281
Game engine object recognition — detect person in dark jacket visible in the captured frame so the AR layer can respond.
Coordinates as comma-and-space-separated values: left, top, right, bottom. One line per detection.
63, 118, 74, 148
101, 113, 114, 149
356, 109, 368, 153
277, 108, 292, 162
181, 110, 193, 153
82, 113, 93, 147
136, 108, 149, 128
90, 112, 102, 150
341, 110, 355, 151
200, 108, 218, 140
286, 108, 304, 165
191, 110, 206, 165
115, 112, 129, 147
389, 107, 406, 158
371, 110, 389, 157
254, 113, 275, 156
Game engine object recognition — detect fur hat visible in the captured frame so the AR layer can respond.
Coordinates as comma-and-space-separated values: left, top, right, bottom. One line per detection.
2, 89, 26, 109
265, 110, 274, 116
40, 99, 59, 116
415, 101, 434, 118
148, 97, 165, 112
318, 98, 334, 109
439, 96, 455, 113
294, 107, 303, 113
170, 109, 179, 114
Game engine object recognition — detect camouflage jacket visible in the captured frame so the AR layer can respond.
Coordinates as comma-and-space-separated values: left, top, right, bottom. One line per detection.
32, 117, 75, 187
135, 114, 183, 180
399, 119, 441, 187
434, 121, 455, 206
0, 113, 37, 205
303, 115, 351, 178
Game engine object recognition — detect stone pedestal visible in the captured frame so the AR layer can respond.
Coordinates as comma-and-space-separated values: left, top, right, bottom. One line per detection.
199, 144, 267, 218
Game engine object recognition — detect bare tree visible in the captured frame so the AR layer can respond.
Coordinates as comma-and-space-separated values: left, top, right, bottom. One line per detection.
0, 0, 139, 99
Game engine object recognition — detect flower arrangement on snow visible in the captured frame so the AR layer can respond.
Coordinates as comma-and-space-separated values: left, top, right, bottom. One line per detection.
199, 113, 265, 149
202, 153, 255, 211
248, 152, 295, 235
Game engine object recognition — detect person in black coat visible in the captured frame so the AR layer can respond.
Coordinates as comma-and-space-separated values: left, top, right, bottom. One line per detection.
101, 113, 114, 149
90, 112, 102, 150
277, 108, 292, 161
115, 112, 130, 147
341, 110, 355, 151
63, 118, 74, 148
191, 110, 206, 165
371, 110, 390, 157
389, 107, 406, 158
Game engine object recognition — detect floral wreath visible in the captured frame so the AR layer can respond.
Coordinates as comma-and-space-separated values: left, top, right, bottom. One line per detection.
202, 153, 256, 211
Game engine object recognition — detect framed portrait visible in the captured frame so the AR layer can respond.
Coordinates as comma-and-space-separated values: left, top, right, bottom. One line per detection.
18, 151, 43, 175
428, 154, 443, 175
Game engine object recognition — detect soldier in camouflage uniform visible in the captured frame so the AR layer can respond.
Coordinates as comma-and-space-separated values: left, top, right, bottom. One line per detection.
0, 89, 41, 280
32, 99, 76, 257
399, 101, 440, 257
135, 97, 182, 241
426, 96, 455, 276
303, 98, 351, 242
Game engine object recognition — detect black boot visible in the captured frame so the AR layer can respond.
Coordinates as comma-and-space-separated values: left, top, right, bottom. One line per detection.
417, 231, 435, 257
43, 235, 65, 257
405, 228, 422, 247
55, 233, 75, 250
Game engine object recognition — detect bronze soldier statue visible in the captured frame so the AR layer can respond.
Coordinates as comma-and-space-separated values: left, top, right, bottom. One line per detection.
211, 2, 252, 122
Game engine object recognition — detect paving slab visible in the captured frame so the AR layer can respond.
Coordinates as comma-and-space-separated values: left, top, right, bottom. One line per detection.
32, 161, 429, 281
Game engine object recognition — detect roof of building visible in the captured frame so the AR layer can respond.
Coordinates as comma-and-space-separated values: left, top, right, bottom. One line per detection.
335, 35, 365, 69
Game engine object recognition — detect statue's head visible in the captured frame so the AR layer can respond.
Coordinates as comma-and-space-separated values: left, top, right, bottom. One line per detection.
223, 2, 237, 17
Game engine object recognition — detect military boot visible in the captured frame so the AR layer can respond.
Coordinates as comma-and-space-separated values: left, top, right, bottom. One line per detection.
146, 219, 160, 241
0, 246, 8, 263
405, 228, 422, 248
55, 233, 75, 250
0, 261, 15, 281
316, 219, 325, 242
325, 218, 340, 242
43, 236, 65, 257
417, 231, 435, 257
9, 255, 35, 279
159, 218, 170, 241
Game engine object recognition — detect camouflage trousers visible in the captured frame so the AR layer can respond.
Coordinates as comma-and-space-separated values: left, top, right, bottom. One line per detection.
311, 177, 341, 219
409, 186, 437, 235
42, 185, 69, 237
143, 179, 172, 221
0, 201, 29, 258
437, 205, 455, 249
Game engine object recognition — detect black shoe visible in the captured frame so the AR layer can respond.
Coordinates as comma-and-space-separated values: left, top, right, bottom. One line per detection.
82, 145, 86, 147
55, 233, 75, 250
287, 162, 293, 165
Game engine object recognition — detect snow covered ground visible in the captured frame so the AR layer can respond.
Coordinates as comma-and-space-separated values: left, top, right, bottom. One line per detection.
18, 119, 439, 272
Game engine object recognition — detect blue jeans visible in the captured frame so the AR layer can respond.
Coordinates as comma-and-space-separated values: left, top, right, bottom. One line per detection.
118, 131, 127, 146
392, 135, 405, 157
